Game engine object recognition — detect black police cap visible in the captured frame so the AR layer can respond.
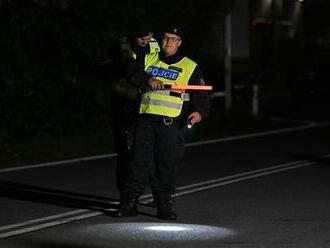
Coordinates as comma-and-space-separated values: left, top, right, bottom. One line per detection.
163, 26, 183, 39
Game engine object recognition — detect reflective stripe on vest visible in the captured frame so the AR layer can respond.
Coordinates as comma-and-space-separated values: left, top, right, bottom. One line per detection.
141, 98, 182, 110
140, 54, 197, 117
149, 89, 190, 101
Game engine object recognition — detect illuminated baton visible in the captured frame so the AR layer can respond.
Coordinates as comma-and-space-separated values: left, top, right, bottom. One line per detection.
164, 85, 213, 91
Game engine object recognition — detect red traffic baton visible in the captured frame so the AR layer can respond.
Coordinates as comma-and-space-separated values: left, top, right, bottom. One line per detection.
164, 84, 213, 91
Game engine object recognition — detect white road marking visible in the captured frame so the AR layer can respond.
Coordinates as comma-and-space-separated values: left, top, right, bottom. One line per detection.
176, 154, 330, 190
0, 211, 101, 239
186, 122, 323, 147
0, 154, 117, 173
173, 161, 315, 197
0, 210, 88, 232
1, 156, 328, 239
1, 121, 327, 173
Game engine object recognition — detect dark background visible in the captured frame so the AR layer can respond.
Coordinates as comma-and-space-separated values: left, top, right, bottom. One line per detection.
0, 0, 329, 166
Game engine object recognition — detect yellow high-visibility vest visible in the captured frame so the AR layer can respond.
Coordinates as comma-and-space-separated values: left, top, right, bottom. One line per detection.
149, 38, 161, 54
120, 37, 160, 62
140, 53, 197, 117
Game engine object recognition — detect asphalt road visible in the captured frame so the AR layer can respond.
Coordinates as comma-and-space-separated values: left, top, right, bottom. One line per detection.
0, 121, 330, 248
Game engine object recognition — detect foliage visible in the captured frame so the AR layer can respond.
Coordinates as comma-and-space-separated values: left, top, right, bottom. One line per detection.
0, 0, 235, 166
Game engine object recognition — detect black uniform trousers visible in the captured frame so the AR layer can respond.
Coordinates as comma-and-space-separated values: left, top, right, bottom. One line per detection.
114, 121, 135, 192
126, 114, 185, 203
112, 98, 138, 194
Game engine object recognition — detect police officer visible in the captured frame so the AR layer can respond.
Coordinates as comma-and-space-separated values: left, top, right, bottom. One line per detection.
109, 25, 160, 206
115, 26, 210, 220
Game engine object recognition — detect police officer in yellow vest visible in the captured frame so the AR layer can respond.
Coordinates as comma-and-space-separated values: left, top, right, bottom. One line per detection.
115, 26, 210, 220
110, 25, 160, 207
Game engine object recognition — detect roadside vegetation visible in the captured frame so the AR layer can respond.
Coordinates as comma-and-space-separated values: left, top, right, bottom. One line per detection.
0, 97, 296, 169
0, 1, 308, 169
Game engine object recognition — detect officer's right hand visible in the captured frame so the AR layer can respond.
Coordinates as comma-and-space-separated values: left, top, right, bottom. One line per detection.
148, 78, 164, 90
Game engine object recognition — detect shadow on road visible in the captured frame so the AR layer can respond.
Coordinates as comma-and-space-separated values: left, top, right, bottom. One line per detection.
0, 180, 118, 212
0, 180, 159, 218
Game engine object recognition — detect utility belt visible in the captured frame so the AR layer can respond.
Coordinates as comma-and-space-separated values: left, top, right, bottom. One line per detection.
162, 116, 177, 126
140, 114, 182, 126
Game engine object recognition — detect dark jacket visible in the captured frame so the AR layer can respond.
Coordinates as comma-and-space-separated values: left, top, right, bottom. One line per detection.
103, 38, 150, 125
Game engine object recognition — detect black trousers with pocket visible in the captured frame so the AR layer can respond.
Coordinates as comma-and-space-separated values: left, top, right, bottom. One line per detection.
125, 114, 186, 203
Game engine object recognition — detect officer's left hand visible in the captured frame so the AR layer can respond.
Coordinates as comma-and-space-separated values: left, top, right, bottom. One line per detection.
188, 112, 202, 125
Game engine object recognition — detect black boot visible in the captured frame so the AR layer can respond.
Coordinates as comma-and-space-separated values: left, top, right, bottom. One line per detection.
157, 200, 177, 220
114, 197, 138, 217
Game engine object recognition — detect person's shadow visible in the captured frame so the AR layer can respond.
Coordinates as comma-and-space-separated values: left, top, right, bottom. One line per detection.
0, 180, 118, 213
0, 180, 158, 218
